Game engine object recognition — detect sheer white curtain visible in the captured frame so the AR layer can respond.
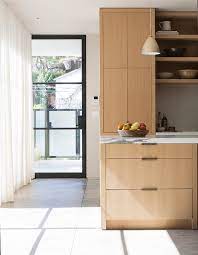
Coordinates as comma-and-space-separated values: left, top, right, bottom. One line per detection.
0, 0, 33, 205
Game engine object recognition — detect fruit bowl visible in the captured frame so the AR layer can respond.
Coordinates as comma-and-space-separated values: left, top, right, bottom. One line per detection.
118, 129, 149, 137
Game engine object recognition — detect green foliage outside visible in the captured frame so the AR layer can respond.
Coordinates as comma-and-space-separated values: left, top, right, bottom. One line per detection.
32, 56, 81, 109
32, 56, 66, 83
33, 56, 67, 109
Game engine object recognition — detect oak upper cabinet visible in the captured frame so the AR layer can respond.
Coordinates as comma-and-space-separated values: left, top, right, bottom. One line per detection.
128, 11, 153, 68
100, 8, 155, 134
127, 10, 154, 132
128, 68, 152, 132
103, 69, 127, 133
103, 12, 127, 68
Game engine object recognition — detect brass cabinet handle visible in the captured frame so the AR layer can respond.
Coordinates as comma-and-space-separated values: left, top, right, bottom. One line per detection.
141, 157, 158, 160
142, 143, 157, 145
141, 187, 158, 191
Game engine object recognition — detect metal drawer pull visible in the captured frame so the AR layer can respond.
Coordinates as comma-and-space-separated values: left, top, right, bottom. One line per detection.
141, 187, 158, 191
142, 143, 157, 145
141, 157, 158, 160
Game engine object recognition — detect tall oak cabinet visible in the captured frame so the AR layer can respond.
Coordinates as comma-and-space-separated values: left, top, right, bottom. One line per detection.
100, 8, 155, 134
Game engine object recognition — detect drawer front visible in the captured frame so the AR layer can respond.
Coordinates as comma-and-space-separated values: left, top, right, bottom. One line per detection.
106, 144, 193, 159
106, 189, 192, 221
106, 158, 192, 189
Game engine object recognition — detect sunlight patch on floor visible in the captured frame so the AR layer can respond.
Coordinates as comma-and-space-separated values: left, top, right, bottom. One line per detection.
1, 229, 41, 255
123, 230, 181, 255
35, 229, 75, 255
43, 207, 101, 229
0, 208, 48, 228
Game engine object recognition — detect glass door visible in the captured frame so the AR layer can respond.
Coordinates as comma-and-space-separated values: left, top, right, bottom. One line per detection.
32, 35, 86, 177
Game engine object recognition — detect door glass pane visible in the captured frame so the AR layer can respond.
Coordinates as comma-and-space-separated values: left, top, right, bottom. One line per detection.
35, 130, 45, 157
55, 84, 82, 109
32, 39, 82, 83
49, 111, 78, 128
34, 110, 46, 128
33, 84, 82, 110
49, 130, 81, 158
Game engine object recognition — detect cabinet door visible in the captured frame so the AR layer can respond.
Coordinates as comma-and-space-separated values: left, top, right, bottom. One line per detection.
106, 158, 193, 189
128, 68, 152, 131
106, 189, 192, 228
103, 69, 127, 133
128, 11, 153, 68
102, 13, 127, 68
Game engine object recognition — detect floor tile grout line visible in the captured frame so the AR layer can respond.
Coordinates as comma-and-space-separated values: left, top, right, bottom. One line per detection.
68, 179, 87, 255
29, 229, 45, 255
38, 208, 52, 229
69, 227, 78, 255
68, 178, 87, 255
81, 179, 88, 207
0, 227, 101, 230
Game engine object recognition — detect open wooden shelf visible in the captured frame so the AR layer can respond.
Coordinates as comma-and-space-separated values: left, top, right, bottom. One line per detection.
156, 79, 198, 84
156, 34, 198, 41
156, 11, 198, 19
156, 57, 198, 62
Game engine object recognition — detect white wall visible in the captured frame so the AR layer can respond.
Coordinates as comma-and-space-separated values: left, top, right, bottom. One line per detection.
86, 34, 100, 178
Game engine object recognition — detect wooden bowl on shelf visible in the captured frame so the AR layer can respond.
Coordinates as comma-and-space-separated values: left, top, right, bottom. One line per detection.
118, 129, 149, 137
157, 72, 174, 79
177, 69, 198, 79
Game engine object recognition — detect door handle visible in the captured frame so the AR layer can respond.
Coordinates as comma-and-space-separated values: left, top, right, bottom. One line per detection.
141, 187, 158, 191
142, 143, 157, 145
76, 115, 83, 129
141, 157, 158, 160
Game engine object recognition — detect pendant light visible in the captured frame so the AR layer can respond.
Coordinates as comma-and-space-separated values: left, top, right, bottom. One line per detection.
141, 9, 160, 55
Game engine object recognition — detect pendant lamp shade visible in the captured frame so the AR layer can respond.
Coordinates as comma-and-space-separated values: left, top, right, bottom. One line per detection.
141, 36, 160, 55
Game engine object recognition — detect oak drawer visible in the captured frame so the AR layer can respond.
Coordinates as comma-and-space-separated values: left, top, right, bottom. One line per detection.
106, 158, 192, 189
106, 189, 192, 221
106, 143, 193, 159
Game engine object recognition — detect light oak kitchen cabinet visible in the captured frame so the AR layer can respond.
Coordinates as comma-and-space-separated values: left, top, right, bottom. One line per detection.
100, 8, 198, 231
100, 143, 197, 229
100, 8, 155, 134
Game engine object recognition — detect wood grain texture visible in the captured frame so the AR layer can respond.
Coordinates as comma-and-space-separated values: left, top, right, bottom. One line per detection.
100, 144, 106, 229
157, 79, 198, 85
106, 219, 192, 229
156, 11, 198, 18
101, 143, 197, 229
127, 11, 151, 68
100, 9, 104, 134
156, 35, 198, 40
100, 8, 155, 134
106, 189, 192, 221
101, 8, 155, 13
156, 57, 198, 62
103, 12, 127, 68
127, 68, 152, 132
192, 144, 197, 229
106, 158, 193, 189
106, 143, 193, 159
103, 69, 127, 133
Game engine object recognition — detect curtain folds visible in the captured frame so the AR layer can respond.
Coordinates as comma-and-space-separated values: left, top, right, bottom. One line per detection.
0, 0, 33, 205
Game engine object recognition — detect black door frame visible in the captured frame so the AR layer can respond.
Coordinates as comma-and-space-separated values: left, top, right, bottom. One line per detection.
32, 35, 86, 178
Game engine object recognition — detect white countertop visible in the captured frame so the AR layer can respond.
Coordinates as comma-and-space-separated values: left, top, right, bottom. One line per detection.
100, 132, 198, 144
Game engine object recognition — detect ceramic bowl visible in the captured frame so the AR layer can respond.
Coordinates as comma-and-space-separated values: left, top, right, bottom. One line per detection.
157, 72, 174, 79
177, 69, 198, 79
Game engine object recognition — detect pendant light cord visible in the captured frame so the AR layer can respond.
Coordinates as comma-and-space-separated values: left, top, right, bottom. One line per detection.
150, 8, 152, 37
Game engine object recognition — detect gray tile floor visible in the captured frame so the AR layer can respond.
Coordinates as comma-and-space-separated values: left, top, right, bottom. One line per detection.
1, 179, 198, 255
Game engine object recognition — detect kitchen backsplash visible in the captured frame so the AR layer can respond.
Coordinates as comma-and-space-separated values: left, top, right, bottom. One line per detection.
157, 84, 198, 132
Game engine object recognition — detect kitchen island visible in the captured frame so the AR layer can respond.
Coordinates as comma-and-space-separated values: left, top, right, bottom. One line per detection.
100, 135, 198, 230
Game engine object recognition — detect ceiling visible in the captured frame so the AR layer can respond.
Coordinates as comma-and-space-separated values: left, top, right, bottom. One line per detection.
4, 0, 197, 34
